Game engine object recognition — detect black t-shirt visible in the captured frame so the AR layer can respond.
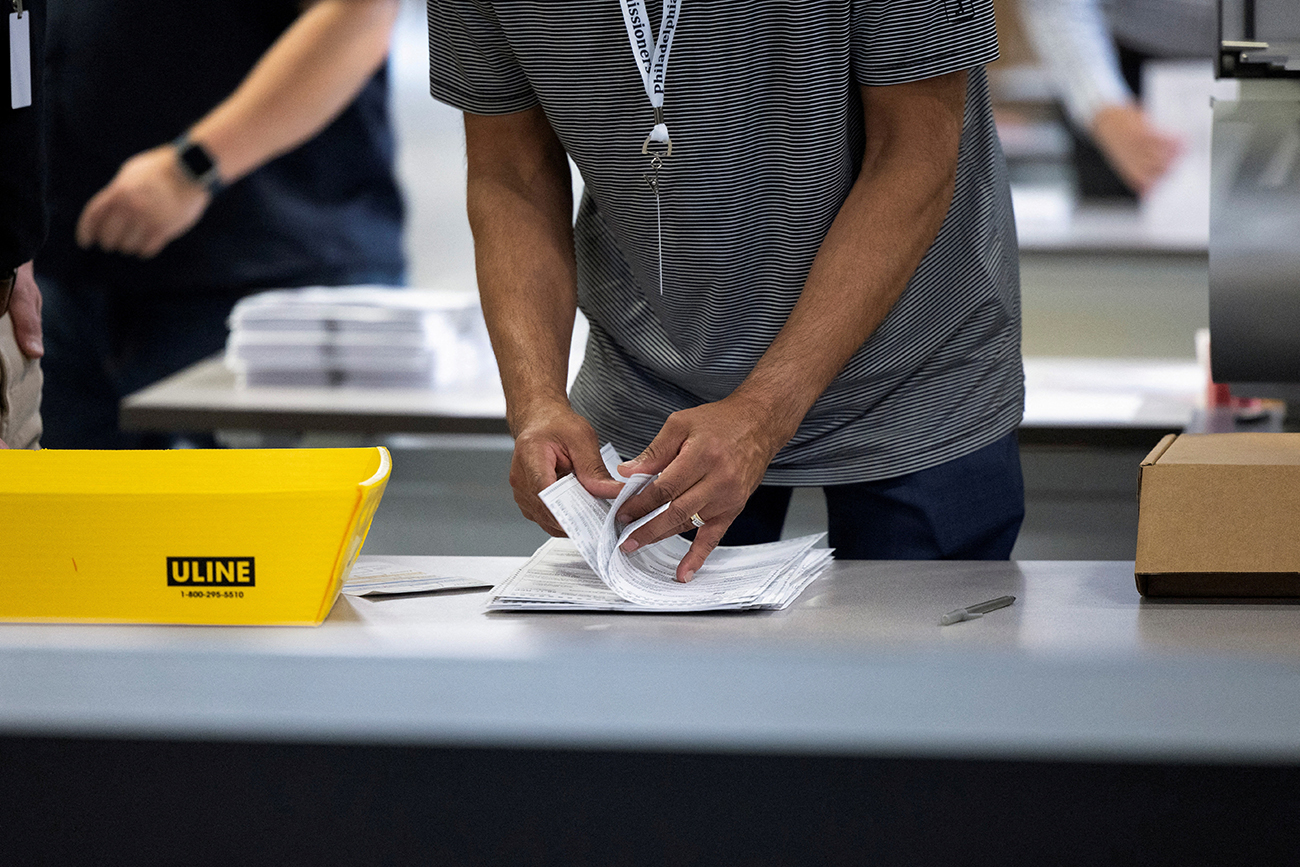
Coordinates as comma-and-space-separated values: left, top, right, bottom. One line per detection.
41, 0, 405, 294
0, 0, 47, 272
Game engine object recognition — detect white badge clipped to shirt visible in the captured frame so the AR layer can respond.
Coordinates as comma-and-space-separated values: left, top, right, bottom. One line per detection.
9, 0, 31, 110
618, 0, 683, 294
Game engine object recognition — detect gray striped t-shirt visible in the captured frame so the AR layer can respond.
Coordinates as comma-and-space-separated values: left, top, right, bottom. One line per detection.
429, 0, 1023, 485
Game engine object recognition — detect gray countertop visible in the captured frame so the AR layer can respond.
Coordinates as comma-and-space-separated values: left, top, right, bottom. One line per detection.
3, 556, 1299, 764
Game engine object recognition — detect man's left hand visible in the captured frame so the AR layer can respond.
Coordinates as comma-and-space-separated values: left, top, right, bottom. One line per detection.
75, 146, 212, 259
613, 396, 785, 584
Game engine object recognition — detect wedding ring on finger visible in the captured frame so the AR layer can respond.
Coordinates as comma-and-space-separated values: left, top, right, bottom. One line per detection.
690, 512, 706, 529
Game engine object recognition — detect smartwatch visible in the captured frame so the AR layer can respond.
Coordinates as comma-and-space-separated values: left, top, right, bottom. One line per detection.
171, 134, 225, 195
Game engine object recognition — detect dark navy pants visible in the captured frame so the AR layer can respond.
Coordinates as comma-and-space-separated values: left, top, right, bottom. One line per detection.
719, 431, 1024, 560
38, 274, 253, 449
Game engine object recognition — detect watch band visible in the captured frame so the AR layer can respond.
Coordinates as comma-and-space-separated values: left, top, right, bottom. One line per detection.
171, 134, 225, 195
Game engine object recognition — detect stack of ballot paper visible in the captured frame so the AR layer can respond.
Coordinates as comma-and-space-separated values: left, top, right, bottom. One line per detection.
225, 286, 496, 389
489, 446, 832, 612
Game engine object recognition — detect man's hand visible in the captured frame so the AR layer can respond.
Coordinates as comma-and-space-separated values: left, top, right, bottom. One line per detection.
72, 0, 399, 261
613, 395, 786, 583
1090, 103, 1182, 196
610, 74, 964, 583
510, 401, 624, 536
75, 146, 211, 259
465, 105, 604, 539
9, 262, 42, 358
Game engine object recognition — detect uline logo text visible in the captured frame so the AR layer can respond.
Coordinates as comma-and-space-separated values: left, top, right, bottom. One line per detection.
167, 557, 256, 587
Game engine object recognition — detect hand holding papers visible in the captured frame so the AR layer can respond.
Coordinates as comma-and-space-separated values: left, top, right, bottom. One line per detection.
489, 446, 831, 611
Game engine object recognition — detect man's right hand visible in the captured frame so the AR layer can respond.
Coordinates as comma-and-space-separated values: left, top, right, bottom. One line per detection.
509, 402, 624, 536
463, 105, 614, 535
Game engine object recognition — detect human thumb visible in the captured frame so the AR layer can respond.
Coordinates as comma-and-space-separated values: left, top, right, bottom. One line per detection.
575, 449, 624, 500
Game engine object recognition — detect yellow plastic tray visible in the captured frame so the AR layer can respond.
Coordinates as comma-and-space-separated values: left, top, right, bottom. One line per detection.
0, 447, 390, 625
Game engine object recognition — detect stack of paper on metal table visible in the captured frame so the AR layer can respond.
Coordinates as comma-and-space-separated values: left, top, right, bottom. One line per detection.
224, 287, 495, 389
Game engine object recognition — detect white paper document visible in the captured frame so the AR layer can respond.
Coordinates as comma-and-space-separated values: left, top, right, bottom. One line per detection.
343, 559, 493, 596
488, 445, 832, 612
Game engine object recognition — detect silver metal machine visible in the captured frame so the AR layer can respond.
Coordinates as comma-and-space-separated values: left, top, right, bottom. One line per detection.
1210, 1, 1300, 400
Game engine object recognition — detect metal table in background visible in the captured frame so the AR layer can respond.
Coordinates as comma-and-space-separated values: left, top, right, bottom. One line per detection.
120, 355, 1207, 445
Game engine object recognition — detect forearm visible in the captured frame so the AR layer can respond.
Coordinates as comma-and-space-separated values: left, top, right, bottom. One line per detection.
731, 76, 966, 446
188, 0, 398, 184
465, 109, 579, 435
1018, 0, 1132, 128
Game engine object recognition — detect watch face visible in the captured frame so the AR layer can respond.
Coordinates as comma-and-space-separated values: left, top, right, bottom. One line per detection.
178, 142, 216, 183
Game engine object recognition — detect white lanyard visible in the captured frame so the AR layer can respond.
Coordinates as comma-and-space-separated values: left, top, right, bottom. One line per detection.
618, 0, 682, 153
618, 0, 682, 294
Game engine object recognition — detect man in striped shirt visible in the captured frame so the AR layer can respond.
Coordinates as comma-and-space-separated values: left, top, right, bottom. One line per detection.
430, 0, 1024, 580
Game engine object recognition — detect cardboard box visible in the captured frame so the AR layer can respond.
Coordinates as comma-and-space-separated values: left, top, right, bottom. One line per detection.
0, 447, 390, 625
1136, 433, 1300, 597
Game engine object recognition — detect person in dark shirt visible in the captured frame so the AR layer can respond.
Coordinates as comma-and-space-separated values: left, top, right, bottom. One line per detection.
38, 0, 406, 448
0, 0, 46, 449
